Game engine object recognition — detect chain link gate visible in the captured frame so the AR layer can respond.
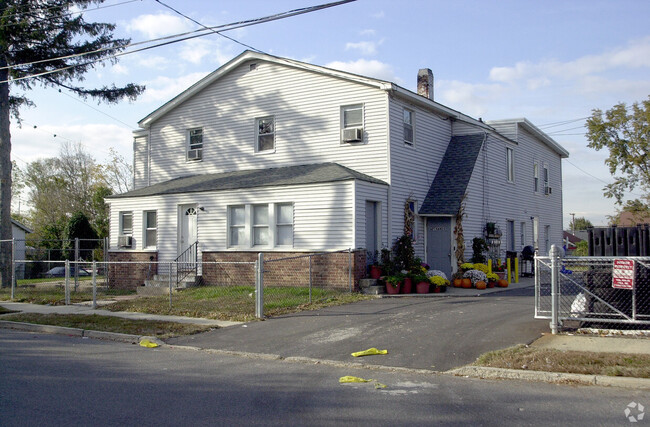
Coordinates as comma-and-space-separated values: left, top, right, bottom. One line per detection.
535, 245, 650, 331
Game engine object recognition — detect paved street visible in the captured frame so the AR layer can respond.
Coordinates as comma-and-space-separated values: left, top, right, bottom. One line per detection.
1, 329, 646, 426
169, 286, 547, 371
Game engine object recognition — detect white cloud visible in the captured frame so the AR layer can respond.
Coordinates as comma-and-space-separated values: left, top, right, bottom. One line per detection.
138, 55, 169, 69
141, 72, 210, 103
371, 11, 385, 19
325, 59, 398, 82
359, 29, 376, 36
180, 39, 213, 65
345, 40, 382, 56
438, 80, 508, 118
111, 63, 129, 75
126, 13, 193, 38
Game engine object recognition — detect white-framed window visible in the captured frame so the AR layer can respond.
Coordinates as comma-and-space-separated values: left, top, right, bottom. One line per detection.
227, 203, 294, 248
187, 128, 203, 161
120, 212, 133, 235
341, 104, 363, 143
543, 165, 549, 195
252, 204, 270, 246
256, 117, 275, 152
276, 203, 294, 247
403, 108, 414, 145
144, 211, 157, 248
229, 205, 246, 247
506, 147, 515, 182
533, 162, 539, 192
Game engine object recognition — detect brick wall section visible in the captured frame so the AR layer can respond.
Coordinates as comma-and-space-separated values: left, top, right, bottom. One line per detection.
202, 250, 366, 290
108, 251, 157, 289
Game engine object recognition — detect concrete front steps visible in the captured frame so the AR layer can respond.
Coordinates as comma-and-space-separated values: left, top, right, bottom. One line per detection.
359, 278, 385, 295
136, 274, 202, 296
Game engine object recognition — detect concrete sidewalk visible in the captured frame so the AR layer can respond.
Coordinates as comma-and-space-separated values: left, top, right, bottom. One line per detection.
0, 301, 240, 328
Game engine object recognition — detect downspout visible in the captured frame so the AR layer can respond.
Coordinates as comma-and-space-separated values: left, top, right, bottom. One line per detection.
385, 92, 392, 248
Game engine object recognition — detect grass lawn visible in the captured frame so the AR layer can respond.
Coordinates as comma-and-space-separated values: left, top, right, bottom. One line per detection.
475, 344, 650, 378
0, 286, 134, 305
1, 313, 212, 338
106, 286, 372, 322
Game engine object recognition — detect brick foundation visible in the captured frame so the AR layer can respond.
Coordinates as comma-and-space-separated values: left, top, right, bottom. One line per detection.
202, 250, 366, 290
108, 251, 158, 289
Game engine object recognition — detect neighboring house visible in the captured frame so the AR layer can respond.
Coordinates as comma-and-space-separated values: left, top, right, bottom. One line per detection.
106, 50, 568, 288
563, 230, 584, 254
618, 211, 650, 227
11, 218, 32, 280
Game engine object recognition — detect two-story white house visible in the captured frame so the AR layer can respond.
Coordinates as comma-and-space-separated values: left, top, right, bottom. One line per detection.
106, 50, 568, 288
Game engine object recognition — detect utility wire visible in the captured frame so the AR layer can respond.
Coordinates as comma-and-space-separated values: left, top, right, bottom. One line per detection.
153, 0, 262, 53
57, 89, 136, 129
1, 0, 355, 80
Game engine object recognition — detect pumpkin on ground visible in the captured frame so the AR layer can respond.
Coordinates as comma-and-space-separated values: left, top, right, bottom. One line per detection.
475, 281, 487, 290
461, 278, 472, 288
497, 279, 509, 288
453, 278, 462, 288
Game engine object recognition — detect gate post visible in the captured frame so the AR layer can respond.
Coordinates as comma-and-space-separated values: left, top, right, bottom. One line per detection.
255, 253, 264, 319
550, 244, 561, 334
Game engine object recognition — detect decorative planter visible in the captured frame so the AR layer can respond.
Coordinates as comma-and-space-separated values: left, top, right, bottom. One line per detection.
416, 281, 430, 294
369, 265, 382, 279
495, 271, 506, 281
401, 277, 413, 294
385, 282, 401, 294
439, 285, 447, 293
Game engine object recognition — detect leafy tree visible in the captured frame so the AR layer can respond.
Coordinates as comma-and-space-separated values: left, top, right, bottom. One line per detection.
608, 199, 650, 225
103, 147, 132, 194
64, 210, 98, 260
574, 240, 588, 256
569, 216, 593, 232
586, 96, 650, 204
0, 0, 144, 286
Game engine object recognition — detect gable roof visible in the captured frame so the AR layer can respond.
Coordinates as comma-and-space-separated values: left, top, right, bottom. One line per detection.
137, 50, 488, 131
107, 162, 387, 199
418, 134, 486, 216
11, 218, 32, 233
486, 118, 569, 158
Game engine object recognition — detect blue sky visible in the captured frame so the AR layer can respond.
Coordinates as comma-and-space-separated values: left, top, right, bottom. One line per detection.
10, 0, 650, 227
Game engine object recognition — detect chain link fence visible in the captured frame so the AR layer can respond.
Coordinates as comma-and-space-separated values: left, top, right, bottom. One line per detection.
535, 249, 650, 330
2, 246, 360, 320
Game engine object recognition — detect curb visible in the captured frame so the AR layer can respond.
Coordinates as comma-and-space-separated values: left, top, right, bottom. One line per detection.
1, 320, 144, 344
448, 365, 650, 390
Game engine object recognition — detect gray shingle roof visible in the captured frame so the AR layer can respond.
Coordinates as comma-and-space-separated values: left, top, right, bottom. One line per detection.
418, 134, 485, 215
107, 162, 387, 199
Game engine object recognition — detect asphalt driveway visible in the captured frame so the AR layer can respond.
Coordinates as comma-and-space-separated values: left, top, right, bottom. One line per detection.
168, 285, 548, 371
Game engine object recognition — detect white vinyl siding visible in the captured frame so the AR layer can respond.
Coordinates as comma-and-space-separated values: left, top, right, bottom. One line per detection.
354, 180, 389, 250
107, 180, 354, 259
133, 134, 149, 189
145, 60, 389, 184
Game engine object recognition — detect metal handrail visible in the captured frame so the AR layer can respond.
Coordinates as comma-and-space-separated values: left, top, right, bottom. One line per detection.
175, 241, 198, 286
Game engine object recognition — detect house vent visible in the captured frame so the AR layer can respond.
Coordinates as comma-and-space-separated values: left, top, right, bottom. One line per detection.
187, 149, 202, 161
118, 236, 133, 248
342, 127, 363, 143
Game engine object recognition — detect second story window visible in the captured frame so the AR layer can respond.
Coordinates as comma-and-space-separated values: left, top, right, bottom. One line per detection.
187, 128, 203, 161
544, 165, 550, 195
341, 104, 363, 143
256, 117, 275, 152
403, 109, 414, 145
506, 147, 515, 182
533, 162, 539, 192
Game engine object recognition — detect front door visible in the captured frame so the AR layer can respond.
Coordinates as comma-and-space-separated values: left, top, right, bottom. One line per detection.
426, 217, 452, 278
365, 201, 379, 263
179, 204, 198, 257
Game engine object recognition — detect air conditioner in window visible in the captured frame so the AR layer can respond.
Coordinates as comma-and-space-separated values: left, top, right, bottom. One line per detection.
187, 149, 202, 160
342, 127, 363, 143
118, 236, 133, 248
545, 187, 552, 195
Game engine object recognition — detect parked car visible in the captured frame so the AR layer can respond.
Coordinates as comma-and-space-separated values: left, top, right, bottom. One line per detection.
43, 266, 91, 278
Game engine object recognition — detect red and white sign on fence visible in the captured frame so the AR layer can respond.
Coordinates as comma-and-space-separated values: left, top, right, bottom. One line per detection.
612, 259, 635, 289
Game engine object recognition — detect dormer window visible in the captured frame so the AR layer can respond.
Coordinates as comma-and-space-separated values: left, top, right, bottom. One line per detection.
187, 128, 203, 161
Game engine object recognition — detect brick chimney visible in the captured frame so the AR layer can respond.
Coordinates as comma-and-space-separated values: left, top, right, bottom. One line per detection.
417, 68, 434, 100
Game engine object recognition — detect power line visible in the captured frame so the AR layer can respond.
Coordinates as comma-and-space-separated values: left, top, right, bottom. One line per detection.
538, 117, 589, 129
1, 0, 356, 82
153, 0, 262, 53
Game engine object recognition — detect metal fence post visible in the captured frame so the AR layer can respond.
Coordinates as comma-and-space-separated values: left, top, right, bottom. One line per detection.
348, 248, 352, 292
169, 262, 173, 310
74, 237, 80, 292
309, 255, 312, 304
550, 244, 561, 334
65, 259, 71, 305
11, 238, 16, 300
256, 253, 264, 318
92, 261, 97, 309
